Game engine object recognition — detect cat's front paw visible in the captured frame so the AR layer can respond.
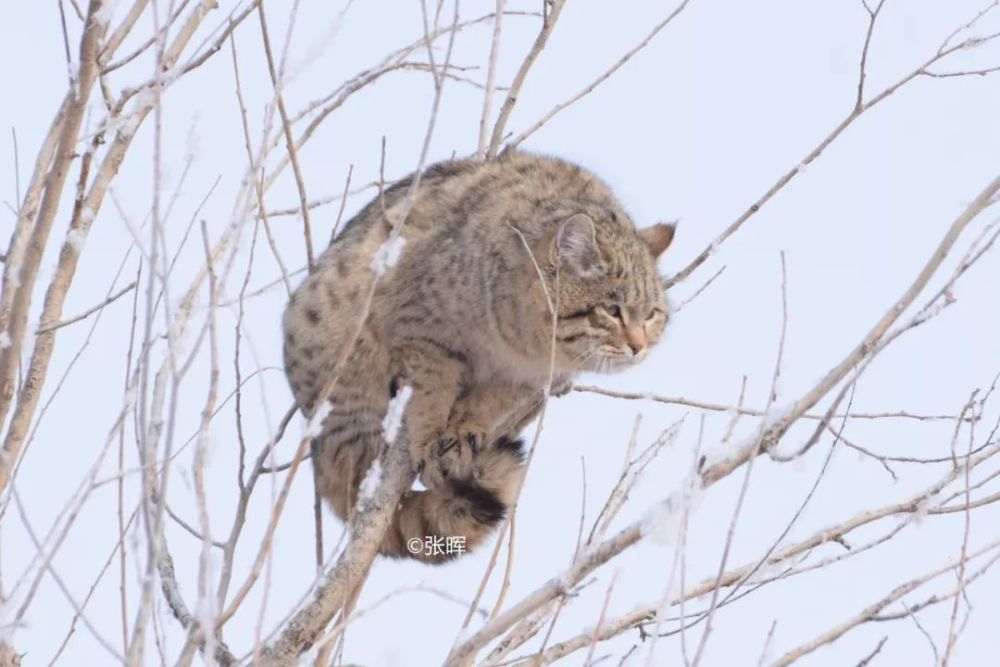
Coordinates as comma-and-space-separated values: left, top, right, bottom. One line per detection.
436, 426, 486, 480
409, 437, 437, 488
425, 420, 493, 486
550, 377, 573, 397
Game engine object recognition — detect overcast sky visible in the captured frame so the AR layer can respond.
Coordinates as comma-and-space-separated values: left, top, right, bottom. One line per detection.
2, 1, 999, 665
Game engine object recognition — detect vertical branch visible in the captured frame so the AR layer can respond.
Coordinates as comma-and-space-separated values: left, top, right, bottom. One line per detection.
486, 0, 566, 158
856, 0, 885, 110
942, 400, 978, 664
100, 0, 151, 64
476, 0, 505, 159
229, 30, 294, 297
257, 0, 316, 272
129, 1, 173, 657
193, 220, 222, 661
582, 570, 619, 666
0, 0, 108, 471
0, 94, 71, 396
117, 263, 142, 654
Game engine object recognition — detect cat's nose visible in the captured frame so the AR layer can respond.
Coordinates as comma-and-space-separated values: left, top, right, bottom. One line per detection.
625, 327, 647, 355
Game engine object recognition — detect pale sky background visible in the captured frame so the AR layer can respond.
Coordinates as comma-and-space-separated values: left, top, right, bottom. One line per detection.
2, 1, 999, 665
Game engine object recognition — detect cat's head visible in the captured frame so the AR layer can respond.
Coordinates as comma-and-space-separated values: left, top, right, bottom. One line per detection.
545, 212, 674, 374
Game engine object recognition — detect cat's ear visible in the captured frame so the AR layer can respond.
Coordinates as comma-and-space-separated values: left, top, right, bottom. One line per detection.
551, 213, 601, 275
639, 222, 676, 259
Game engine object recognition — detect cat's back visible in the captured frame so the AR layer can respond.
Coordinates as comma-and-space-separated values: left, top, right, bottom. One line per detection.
331, 151, 621, 251
293, 151, 624, 310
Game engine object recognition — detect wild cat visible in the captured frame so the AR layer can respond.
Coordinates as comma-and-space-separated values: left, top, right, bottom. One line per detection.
283, 150, 674, 563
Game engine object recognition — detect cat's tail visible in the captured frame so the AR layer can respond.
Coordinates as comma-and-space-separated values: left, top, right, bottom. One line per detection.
381, 436, 524, 563
313, 408, 524, 564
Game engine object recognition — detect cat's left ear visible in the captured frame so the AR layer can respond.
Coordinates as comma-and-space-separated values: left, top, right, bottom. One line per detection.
551, 213, 602, 275
639, 222, 676, 259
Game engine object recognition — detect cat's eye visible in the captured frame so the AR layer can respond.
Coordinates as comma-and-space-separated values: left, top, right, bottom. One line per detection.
607, 305, 622, 319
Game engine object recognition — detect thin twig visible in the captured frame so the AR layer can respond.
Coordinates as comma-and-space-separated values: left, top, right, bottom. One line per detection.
257, 0, 315, 272
36, 282, 137, 333
486, 0, 566, 158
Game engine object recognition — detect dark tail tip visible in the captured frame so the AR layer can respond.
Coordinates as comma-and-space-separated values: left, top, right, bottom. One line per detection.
494, 435, 526, 460
448, 478, 507, 526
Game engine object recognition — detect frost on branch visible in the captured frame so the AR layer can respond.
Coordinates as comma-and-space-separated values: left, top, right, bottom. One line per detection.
357, 459, 383, 507
382, 385, 412, 443
123, 385, 138, 412
6, 264, 21, 288
642, 473, 704, 545
304, 401, 333, 439
195, 592, 219, 666
370, 235, 407, 276
195, 431, 214, 468
94, 0, 119, 27
65, 228, 87, 252
700, 401, 794, 471
911, 495, 934, 527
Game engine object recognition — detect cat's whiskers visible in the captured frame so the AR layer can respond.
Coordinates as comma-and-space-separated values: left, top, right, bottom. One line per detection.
569, 346, 602, 372
569, 344, 599, 365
